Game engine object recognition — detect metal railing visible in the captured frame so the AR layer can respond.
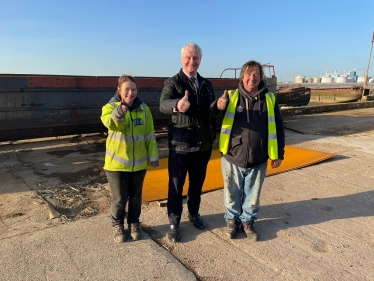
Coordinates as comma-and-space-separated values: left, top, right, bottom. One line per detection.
219, 68, 241, 79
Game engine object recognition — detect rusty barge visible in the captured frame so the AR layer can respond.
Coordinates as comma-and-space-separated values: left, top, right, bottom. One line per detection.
0, 74, 241, 142
310, 85, 364, 103
2, 71, 370, 143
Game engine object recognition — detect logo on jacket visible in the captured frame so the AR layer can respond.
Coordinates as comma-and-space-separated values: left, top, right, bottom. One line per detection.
133, 118, 143, 126
237, 106, 244, 113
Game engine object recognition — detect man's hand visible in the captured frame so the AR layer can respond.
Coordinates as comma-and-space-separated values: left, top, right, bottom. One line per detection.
271, 159, 282, 168
177, 90, 190, 113
217, 90, 228, 110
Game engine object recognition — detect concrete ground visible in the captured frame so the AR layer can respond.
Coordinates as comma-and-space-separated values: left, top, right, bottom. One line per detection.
1, 107, 374, 280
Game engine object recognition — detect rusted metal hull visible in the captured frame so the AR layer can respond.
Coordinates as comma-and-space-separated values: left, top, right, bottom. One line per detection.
0, 75, 239, 142
0, 72, 294, 142
277, 86, 311, 106
310, 86, 363, 103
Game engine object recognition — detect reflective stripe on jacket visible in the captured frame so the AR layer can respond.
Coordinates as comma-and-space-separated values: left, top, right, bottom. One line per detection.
219, 89, 278, 160
101, 101, 159, 172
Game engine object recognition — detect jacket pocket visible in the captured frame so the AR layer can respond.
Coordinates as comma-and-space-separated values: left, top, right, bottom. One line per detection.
229, 135, 242, 153
171, 127, 190, 147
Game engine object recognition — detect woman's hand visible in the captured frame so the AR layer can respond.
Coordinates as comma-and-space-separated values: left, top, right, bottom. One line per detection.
121, 104, 128, 115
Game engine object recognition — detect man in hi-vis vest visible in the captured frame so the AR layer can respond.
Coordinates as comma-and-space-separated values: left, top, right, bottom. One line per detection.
210, 60, 285, 241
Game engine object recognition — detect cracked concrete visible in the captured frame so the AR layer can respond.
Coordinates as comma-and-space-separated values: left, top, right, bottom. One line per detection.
1, 108, 374, 280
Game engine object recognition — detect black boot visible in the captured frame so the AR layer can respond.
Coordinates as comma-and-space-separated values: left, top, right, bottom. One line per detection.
167, 225, 180, 242
187, 213, 206, 229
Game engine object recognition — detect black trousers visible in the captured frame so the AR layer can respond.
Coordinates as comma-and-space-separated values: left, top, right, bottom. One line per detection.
105, 169, 146, 226
167, 149, 212, 226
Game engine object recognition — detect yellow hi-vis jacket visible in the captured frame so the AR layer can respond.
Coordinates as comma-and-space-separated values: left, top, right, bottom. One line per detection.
101, 101, 159, 172
219, 89, 278, 160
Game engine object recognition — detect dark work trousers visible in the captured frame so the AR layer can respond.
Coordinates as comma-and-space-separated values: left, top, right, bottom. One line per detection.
105, 169, 146, 226
167, 148, 212, 226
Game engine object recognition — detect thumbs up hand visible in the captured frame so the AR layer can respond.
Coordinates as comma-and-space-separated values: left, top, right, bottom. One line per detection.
177, 90, 190, 113
120, 104, 128, 115
217, 90, 228, 110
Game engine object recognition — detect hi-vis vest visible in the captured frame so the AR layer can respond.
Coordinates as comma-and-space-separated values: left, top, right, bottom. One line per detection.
101, 101, 159, 172
219, 89, 278, 160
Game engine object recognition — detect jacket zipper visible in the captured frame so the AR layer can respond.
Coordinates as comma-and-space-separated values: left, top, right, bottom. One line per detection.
197, 80, 206, 146
129, 111, 135, 172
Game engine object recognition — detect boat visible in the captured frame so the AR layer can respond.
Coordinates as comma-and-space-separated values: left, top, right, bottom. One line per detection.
0, 64, 308, 142
310, 85, 363, 103
277, 85, 311, 106
0, 74, 238, 142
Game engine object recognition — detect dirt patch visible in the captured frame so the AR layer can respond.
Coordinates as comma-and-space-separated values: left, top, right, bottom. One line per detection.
37, 174, 111, 221
46, 167, 102, 183
46, 144, 104, 157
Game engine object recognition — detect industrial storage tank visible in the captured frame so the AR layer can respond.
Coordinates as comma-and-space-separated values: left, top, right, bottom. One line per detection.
321, 76, 333, 83
357, 76, 365, 83
335, 76, 347, 83
313, 77, 321, 83
293, 75, 305, 83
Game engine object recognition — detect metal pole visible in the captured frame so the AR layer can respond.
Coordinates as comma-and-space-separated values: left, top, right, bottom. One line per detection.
363, 31, 374, 89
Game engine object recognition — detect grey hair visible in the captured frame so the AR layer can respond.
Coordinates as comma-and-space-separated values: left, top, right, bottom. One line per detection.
181, 42, 203, 58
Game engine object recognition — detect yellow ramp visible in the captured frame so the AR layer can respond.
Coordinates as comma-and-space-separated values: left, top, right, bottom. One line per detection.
142, 145, 335, 202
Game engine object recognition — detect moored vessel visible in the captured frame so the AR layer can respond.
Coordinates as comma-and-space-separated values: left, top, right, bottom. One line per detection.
310, 85, 363, 103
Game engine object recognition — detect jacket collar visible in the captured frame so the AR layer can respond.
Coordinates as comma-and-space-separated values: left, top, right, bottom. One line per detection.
109, 95, 144, 111
179, 68, 202, 84
238, 80, 268, 100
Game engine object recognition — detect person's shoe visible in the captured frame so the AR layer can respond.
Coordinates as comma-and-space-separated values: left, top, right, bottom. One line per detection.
187, 213, 206, 229
129, 222, 142, 241
167, 225, 181, 242
113, 224, 126, 243
242, 221, 258, 241
225, 219, 239, 239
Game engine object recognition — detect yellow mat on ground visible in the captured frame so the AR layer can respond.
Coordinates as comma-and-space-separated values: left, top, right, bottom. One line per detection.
142, 145, 335, 202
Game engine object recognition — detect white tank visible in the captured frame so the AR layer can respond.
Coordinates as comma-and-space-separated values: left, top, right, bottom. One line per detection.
335, 76, 347, 83
293, 75, 305, 83
357, 76, 365, 83
313, 77, 321, 83
321, 76, 333, 83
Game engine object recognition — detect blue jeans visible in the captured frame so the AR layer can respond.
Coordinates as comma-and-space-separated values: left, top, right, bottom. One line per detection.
221, 157, 267, 223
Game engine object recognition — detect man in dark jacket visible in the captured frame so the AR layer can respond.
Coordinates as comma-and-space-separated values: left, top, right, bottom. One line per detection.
210, 60, 285, 241
159, 42, 216, 242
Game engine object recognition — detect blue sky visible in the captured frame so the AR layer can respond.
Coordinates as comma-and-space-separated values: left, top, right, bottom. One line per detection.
1, 0, 373, 82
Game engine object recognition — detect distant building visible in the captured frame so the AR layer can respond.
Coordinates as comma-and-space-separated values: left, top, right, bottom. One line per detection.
313, 77, 321, 83
293, 75, 305, 83
321, 71, 333, 83
357, 76, 366, 83
296, 69, 359, 83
